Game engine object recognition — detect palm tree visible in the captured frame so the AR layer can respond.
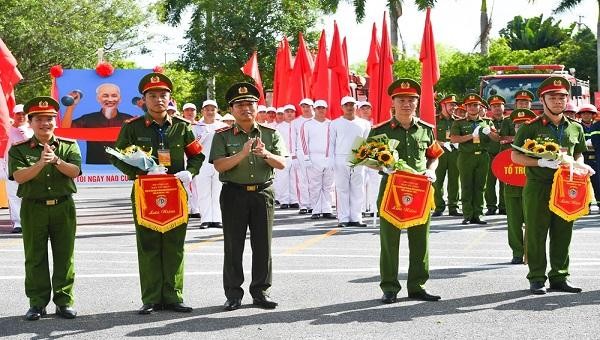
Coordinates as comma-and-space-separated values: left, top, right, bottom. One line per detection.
479, 0, 492, 55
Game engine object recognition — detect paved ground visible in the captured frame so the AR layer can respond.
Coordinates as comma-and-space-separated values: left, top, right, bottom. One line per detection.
0, 185, 599, 340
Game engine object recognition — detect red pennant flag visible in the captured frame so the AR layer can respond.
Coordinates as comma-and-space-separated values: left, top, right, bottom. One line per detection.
366, 22, 381, 124
0, 38, 23, 156
241, 51, 266, 105
419, 8, 439, 128
272, 41, 283, 107
273, 37, 294, 107
311, 30, 330, 105
287, 32, 314, 115
377, 12, 394, 124
328, 21, 350, 120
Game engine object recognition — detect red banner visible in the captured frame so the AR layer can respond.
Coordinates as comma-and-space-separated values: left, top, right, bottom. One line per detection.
134, 175, 188, 233
491, 149, 526, 187
549, 166, 592, 221
54, 127, 121, 142
379, 171, 435, 229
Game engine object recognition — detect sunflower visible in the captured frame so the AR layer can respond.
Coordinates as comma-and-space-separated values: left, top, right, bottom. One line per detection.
356, 145, 369, 160
523, 139, 537, 151
377, 151, 394, 165
532, 145, 546, 154
377, 145, 388, 152
544, 142, 560, 153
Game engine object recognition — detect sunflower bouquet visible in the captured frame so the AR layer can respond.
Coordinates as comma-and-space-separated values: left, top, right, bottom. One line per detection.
105, 145, 158, 171
512, 138, 561, 160
349, 134, 417, 173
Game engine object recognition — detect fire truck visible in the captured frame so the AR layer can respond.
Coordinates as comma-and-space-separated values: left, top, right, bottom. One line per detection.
480, 64, 590, 112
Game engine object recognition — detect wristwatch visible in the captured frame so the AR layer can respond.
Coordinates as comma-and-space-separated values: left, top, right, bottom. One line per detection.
262, 153, 270, 160
54, 157, 62, 166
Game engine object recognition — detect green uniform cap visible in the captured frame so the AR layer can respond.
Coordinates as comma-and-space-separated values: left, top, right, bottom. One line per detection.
226, 82, 260, 105
388, 78, 420, 98
24, 96, 59, 116
537, 76, 570, 97
439, 94, 458, 105
487, 95, 506, 105
138, 72, 173, 94
509, 108, 537, 123
463, 93, 485, 106
515, 89, 534, 102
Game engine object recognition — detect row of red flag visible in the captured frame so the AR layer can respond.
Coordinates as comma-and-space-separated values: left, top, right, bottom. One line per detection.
241, 9, 439, 127
0, 38, 23, 157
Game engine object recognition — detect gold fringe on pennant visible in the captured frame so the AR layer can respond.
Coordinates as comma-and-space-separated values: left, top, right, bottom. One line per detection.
379, 172, 435, 230
548, 167, 591, 222
134, 178, 189, 233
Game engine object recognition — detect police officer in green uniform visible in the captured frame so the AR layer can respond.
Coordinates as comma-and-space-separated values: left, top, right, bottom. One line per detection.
110, 72, 205, 314
485, 95, 506, 215
371, 78, 443, 304
512, 76, 593, 294
500, 109, 537, 264
210, 82, 287, 311
450, 94, 500, 225
432, 94, 461, 217
8, 97, 82, 320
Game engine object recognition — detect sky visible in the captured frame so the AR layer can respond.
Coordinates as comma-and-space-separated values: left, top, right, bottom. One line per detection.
132, 0, 599, 68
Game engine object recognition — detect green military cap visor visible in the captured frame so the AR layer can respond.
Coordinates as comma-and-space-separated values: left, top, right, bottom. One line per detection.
226, 82, 260, 105
537, 76, 571, 97
487, 95, 506, 105
388, 78, 421, 97
463, 93, 485, 106
138, 72, 173, 94
24, 96, 59, 116
515, 89, 534, 102
439, 94, 458, 105
510, 108, 537, 124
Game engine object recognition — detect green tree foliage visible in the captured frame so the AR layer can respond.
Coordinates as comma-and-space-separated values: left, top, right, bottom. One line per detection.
499, 15, 573, 51
0, 0, 147, 101
556, 27, 598, 90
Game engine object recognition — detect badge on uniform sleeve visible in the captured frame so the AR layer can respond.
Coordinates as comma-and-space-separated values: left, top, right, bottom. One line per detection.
157, 149, 171, 166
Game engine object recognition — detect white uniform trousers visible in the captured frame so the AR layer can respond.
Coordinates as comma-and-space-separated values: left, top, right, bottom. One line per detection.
274, 158, 298, 205
197, 163, 223, 223
186, 176, 201, 215
363, 168, 382, 213
334, 157, 365, 223
306, 157, 334, 214
293, 159, 311, 209
7, 179, 21, 229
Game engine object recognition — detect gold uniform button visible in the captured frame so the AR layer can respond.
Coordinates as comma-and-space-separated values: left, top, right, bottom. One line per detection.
47, 187, 51, 190
250, 174, 254, 178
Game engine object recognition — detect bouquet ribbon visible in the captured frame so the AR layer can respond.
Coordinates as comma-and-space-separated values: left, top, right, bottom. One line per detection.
379, 171, 435, 229
134, 175, 189, 233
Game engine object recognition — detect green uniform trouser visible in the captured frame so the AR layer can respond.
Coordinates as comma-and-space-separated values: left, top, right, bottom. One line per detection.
522, 180, 572, 284
220, 184, 274, 299
377, 176, 430, 294
131, 190, 187, 305
485, 153, 505, 211
504, 184, 524, 257
434, 149, 460, 213
457, 152, 489, 220
21, 197, 76, 308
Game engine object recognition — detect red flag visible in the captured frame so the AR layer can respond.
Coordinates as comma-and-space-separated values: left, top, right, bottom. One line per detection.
376, 12, 394, 124
0, 38, 23, 156
328, 21, 350, 120
419, 8, 439, 128
310, 30, 330, 105
366, 23, 381, 124
241, 51, 266, 105
272, 41, 283, 107
273, 37, 293, 107
287, 32, 314, 115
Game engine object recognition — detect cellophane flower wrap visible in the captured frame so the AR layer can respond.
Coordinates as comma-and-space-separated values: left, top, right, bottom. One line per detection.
105, 145, 158, 171
349, 134, 416, 173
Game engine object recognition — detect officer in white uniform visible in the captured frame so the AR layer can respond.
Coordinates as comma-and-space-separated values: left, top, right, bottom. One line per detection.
357, 101, 381, 217
329, 96, 371, 227
290, 98, 315, 214
273, 106, 299, 209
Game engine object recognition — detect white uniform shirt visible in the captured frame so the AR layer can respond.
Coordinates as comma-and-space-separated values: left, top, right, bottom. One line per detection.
5, 124, 33, 157
299, 118, 331, 160
275, 121, 292, 156
290, 116, 312, 158
192, 120, 228, 163
329, 116, 371, 157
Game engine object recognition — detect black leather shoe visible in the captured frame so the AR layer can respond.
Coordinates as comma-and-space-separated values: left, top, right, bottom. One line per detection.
498, 209, 506, 215
449, 210, 462, 217
164, 302, 193, 312
275, 200, 280, 205
307, 209, 313, 214
362, 212, 375, 217
280, 204, 289, 209
299, 208, 308, 215
199, 222, 210, 229
138, 304, 159, 315
511, 256, 524, 264
25, 307, 46, 321
252, 295, 278, 309
408, 290, 441, 301
381, 292, 397, 304
337, 222, 348, 228
210, 222, 223, 228
470, 217, 487, 225
310, 214, 321, 220
530, 281, 547, 295
322, 213, 337, 219
461, 219, 471, 225
431, 211, 443, 217
12, 227, 22, 234
56, 306, 77, 319
485, 209, 496, 216
550, 281, 582, 293
188, 213, 201, 218
289, 203, 300, 209
224, 298, 242, 311
348, 221, 367, 227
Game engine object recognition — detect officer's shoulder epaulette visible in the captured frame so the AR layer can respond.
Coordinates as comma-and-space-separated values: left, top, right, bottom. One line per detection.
12, 138, 30, 146
173, 115, 192, 124
417, 119, 435, 129
56, 137, 76, 143
525, 115, 543, 125
258, 122, 276, 131
372, 119, 392, 129
215, 126, 233, 134
124, 116, 143, 124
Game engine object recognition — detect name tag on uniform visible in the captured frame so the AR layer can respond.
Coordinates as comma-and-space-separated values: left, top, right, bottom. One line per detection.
137, 137, 151, 142
157, 149, 171, 166
446, 131, 450, 140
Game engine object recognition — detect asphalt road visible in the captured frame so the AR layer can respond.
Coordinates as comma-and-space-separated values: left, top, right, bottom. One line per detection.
0, 185, 599, 339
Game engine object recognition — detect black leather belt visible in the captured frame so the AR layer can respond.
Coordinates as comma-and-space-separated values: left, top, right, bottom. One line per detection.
27, 196, 70, 206
225, 181, 272, 192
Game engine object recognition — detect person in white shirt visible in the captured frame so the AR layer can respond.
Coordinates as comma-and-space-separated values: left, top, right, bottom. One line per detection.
329, 96, 371, 227
257, 105, 268, 124
192, 100, 228, 228
182, 103, 198, 123
299, 100, 336, 220
357, 101, 381, 217
4, 104, 34, 233
290, 98, 315, 214
273, 106, 299, 209
265, 106, 277, 128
